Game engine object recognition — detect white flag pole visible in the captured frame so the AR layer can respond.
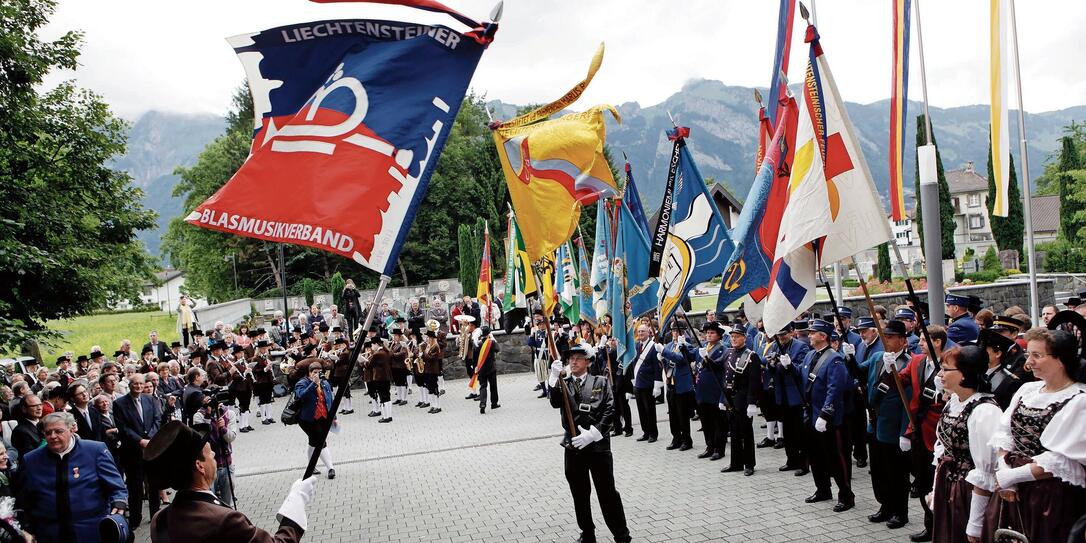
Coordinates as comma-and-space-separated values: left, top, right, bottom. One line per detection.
1008, 0, 1039, 323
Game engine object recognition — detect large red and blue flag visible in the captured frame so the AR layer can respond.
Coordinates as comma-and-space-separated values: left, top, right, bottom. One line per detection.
186, 7, 495, 275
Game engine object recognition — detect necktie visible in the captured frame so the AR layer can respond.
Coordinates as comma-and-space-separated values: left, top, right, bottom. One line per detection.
134, 397, 144, 425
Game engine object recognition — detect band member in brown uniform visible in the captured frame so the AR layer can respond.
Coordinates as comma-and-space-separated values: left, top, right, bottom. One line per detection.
547, 344, 632, 543
253, 339, 277, 425
388, 328, 411, 406
365, 340, 394, 423
421, 329, 444, 414
146, 421, 318, 542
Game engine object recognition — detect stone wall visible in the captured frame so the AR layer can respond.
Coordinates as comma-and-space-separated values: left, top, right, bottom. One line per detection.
438, 330, 533, 380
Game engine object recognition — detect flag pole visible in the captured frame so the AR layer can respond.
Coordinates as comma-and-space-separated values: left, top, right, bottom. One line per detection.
910, 0, 945, 327
1008, 0, 1039, 323
304, 274, 390, 479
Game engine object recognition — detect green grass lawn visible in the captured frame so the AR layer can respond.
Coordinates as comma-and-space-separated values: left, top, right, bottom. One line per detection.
36, 311, 180, 362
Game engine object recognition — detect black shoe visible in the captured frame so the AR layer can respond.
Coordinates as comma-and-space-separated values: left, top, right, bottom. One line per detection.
655, 396, 664, 405
419, 403, 430, 408
262, 419, 272, 425
805, 491, 832, 503
666, 441, 681, 450
886, 516, 909, 529
342, 409, 354, 415
773, 438, 785, 449
778, 464, 797, 472
679, 442, 693, 451
534, 383, 543, 391
428, 407, 442, 414
855, 457, 867, 468
611, 429, 622, 437
268, 419, 276, 424
709, 452, 724, 461
576, 533, 596, 543
491, 404, 501, 409
465, 393, 478, 400
743, 468, 755, 476
239, 427, 251, 433
833, 499, 855, 513
368, 411, 381, 417
378, 417, 392, 423
414, 402, 424, 407
909, 527, 932, 542
311, 469, 321, 476
721, 465, 743, 473
756, 437, 774, 448
624, 429, 633, 437
637, 434, 650, 442
647, 436, 657, 443
868, 509, 891, 523
794, 467, 809, 476
327, 468, 336, 479
538, 391, 548, 398
698, 449, 714, 459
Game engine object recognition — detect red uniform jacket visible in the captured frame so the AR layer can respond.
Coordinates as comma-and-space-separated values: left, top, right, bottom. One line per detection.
902, 353, 943, 452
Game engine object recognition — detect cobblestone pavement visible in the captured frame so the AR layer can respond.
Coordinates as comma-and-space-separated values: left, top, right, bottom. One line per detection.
136, 373, 922, 542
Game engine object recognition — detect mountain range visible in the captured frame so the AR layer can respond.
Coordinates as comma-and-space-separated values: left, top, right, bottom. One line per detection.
116, 79, 1084, 259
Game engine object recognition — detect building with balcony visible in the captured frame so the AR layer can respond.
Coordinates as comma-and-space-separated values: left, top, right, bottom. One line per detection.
947, 161, 996, 258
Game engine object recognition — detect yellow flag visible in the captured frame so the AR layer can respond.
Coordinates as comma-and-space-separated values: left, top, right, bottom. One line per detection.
492, 44, 620, 262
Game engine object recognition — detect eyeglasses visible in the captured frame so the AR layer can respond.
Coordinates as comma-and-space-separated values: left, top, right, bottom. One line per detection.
940, 367, 961, 374
1027, 351, 1051, 360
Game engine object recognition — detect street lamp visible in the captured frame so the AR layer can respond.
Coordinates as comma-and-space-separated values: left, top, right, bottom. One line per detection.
224, 254, 239, 292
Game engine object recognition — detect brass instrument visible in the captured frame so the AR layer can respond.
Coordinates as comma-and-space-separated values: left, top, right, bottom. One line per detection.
401, 340, 415, 372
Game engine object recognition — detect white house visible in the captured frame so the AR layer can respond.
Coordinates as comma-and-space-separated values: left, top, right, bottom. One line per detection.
116, 269, 206, 312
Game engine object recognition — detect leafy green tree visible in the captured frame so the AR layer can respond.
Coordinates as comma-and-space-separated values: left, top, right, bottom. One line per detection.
982, 246, 1001, 273
985, 140, 1025, 262
330, 272, 345, 309
457, 224, 478, 296
876, 243, 892, 282
0, 0, 157, 351
912, 114, 957, 261
1054, 132, 1086, 240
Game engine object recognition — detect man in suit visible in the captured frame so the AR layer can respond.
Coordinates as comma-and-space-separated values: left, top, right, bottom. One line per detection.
474, 326, 502, 414
658, 321, 696, 452
66, 381, 102, 441
767, 323, 811, 474
143, 330, 174, 362
801, 319, 855, 513
861, 320, 913, 529
547, 345, 632, 543
147, 421, 315, 543
11, 395, 44, 457
630, 324, 663, 443
113, 372, 163, 528
944, 293, 979, 345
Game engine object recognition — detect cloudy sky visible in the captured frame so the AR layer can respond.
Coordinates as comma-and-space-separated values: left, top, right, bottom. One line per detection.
42, 0, 1086, 120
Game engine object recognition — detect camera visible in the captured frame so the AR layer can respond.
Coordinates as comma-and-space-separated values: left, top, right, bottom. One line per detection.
205, 384, 235, 408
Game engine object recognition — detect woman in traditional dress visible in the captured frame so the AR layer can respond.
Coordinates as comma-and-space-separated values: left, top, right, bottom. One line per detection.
929, 346, 1001, 543
983, 327, 1086, 542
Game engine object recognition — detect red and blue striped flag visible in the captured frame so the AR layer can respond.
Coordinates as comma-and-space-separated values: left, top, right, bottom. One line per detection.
888, 0, 911, 221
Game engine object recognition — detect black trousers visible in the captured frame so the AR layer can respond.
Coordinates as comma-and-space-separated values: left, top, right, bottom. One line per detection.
779, 405, 807, 468
806, 423, 854, 502
298, 418, 328, 447
848, 393, 869, 463
911, 446, 935, 526
612, 375, 634, 432
371, 380, 391, 403
695, 402, 727, 454
633, 387, 658, 438
423, 374, 440, 395
728, 409, 756, 469
463, 359, 475, 385
666, 388, 695, 446
181, 327, 192, 348
870, 439, 910, 516
478, 373, 498, 407
123, 456, 161, 527
564, 449, 631, 541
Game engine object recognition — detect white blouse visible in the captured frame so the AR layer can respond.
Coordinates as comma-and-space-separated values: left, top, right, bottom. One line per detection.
989, 381, 1086, 487
933, 392, 1003, 492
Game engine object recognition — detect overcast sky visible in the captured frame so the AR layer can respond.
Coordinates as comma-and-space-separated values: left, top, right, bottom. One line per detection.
42, 0, 1086, 120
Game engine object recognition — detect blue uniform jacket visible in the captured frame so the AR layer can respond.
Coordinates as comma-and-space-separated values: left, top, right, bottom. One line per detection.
946, 314, 979, 345
861, 349, 913, 443
844, 330, 862, 351
855, 336, 883, 367
294, 376, 334, 422
769, 339, 811, 407
801, 347, 850, 426
660, 340, 695, 394
694, 342, 727, 404
631, 340, 663, 390
19, 438, 128, 543
906, 333, 922, 355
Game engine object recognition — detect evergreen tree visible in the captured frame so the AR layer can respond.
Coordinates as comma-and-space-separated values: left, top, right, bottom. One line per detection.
985, 141, 1024, 261
876, 243, 892, 282
457, 224, 478, 297
1056, 134, 1086, 240
912, 114, 957, 261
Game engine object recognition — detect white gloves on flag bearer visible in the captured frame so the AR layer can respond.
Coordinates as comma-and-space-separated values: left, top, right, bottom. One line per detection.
882, 352, 898, 373
899, 436, 912, 452
814, 417, 827, 433
653, 343, 663, 354
652, 381, 664, 398
548, 360, 563, 387
746, 405, 758, 418
570, 425, 604, 449
841, 343, 855, 356
778, 354, 791, 368
277, 475, 319, 531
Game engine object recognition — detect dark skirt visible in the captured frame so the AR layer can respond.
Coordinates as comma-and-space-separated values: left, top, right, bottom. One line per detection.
932, 461, 975, 543
982, 455, 1086, 543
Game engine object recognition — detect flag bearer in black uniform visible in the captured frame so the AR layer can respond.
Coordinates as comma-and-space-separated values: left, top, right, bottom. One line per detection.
547, 345, 632, 543
801, 319, 855, 513
721, 323, 762, 476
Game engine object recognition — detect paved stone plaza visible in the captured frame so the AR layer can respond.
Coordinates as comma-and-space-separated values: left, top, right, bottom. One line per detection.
137, 373, 922, 542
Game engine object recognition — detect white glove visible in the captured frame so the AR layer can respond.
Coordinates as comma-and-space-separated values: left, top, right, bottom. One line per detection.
814, 417, 828, 432
882, 352, 897, 373
548, 360, 563, 386
746, 404, 758, 418
277, 475, 318, 531
698, 347, 708, 357
571, 427, 593, 449
625, 393, 635, 401
653, 381, 664, 398
586, 425, 603, 442
966, 493, 990, 538
995, 463, 1037, 490
841, 343, 855, 356
718, 402, 727, 411
653, 343, 663, 353
778, 354, 791, 367
899, 436, 912, 452
934, 374, 945, 396
678, 336, 687, 346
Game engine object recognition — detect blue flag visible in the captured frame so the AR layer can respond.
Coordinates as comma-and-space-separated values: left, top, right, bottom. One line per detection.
589, 201, 612, 316
621, 197, 658, 324
622, 162, 651, 239
656, 128, 735, 329
576, 238, 596, 324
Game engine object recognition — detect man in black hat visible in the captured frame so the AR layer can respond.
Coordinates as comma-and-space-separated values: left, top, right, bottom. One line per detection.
766, 323, 811, 473
862, 319, 912, 529
694, 321, 730, 461
801, 319, 855, 513
145, 421, 316, 542
721, 323, 762, 476
547, 345, 632, 543
474, 326, 501, 414
658, 321, 696, 451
